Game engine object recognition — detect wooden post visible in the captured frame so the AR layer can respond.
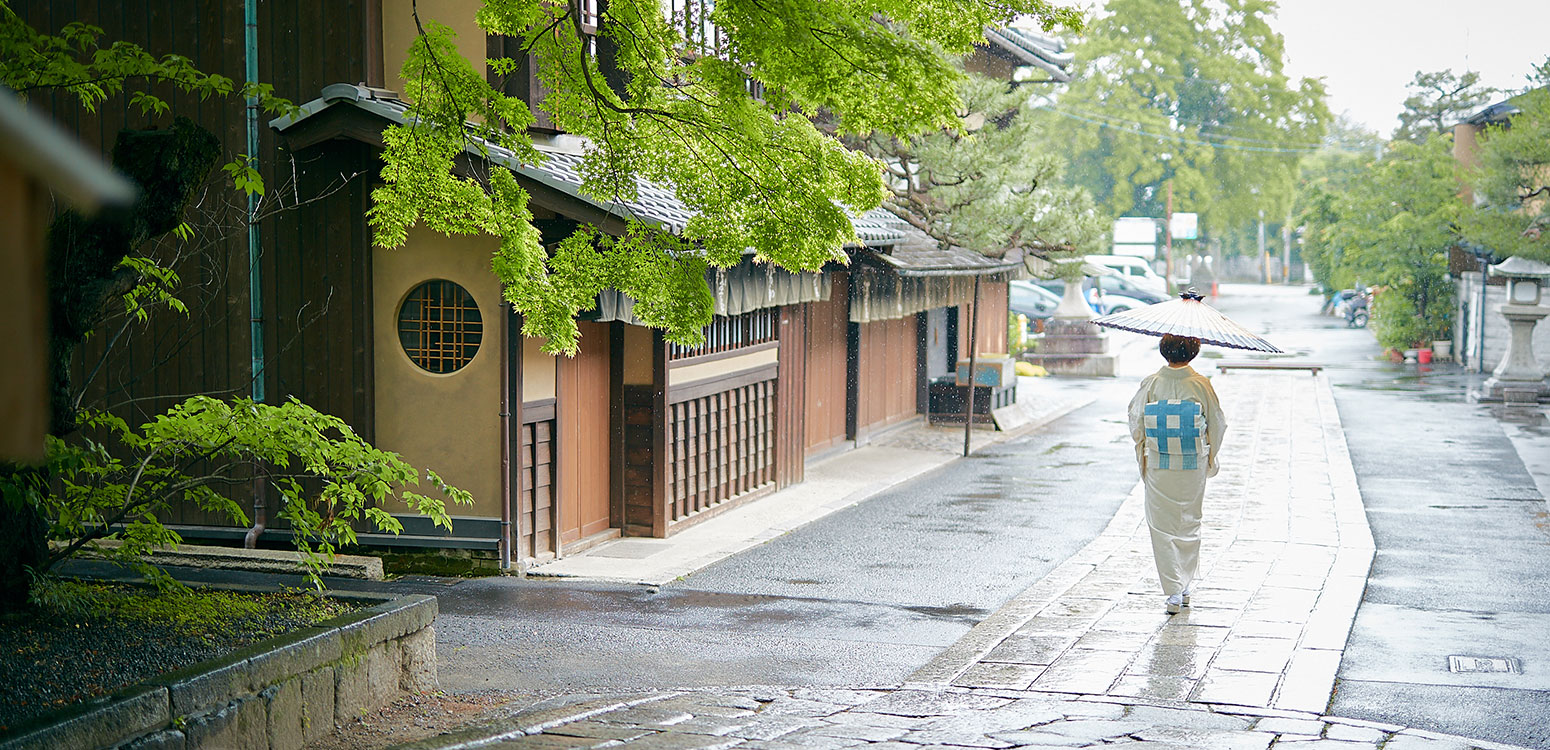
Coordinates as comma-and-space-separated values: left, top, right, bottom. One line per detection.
1164, 180, 1174, 295
962, 275, 982, 457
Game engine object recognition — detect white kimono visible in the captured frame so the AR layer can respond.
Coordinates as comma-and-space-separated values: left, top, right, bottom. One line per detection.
1127, 364, 1226, 597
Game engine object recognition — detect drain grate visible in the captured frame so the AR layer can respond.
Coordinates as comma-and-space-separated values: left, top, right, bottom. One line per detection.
1448, 655, 1521, 674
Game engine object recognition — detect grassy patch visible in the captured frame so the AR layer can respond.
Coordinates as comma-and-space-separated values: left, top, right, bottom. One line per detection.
376, 551, 505, 579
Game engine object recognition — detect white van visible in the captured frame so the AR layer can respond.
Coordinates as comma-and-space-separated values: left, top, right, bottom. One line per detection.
1086, 255, 1167, 295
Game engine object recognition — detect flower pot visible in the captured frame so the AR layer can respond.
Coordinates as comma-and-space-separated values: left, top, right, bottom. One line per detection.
1417, 348, 1432, 364
1387, 349, 1404, 363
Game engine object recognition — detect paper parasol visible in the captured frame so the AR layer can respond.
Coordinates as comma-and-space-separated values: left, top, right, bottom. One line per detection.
1092, 291, 1283, 353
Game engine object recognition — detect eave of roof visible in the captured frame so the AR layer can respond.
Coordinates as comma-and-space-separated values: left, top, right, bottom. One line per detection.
270, 83, 903, 247
982, 27, 1074, 83
0, 86, 135, 213
864, 225, 1024, 277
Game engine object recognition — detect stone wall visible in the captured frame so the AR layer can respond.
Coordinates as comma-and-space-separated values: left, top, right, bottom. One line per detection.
0, 594, 437, 750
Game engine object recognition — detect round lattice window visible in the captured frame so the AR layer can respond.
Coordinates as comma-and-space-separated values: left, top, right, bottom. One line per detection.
398, 280, 483, 373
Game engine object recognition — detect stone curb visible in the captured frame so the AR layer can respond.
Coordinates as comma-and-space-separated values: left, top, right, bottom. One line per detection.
65, 539, 386, 580
0, 593, 436, 750
386, 693, 681, 750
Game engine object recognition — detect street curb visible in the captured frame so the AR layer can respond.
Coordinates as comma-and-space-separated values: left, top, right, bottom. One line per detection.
385, 692, 681, 750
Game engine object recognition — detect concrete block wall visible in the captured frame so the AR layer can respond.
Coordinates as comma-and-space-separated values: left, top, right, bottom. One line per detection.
0, 595, 438, 750
1454, 275, 1550, 373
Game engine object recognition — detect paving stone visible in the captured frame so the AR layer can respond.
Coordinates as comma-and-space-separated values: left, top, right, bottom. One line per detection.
1018, 718, 1150, 744
951, 663, 1043, 690
982, 635, 1073, 665
1378, 733, 1475, 750
1014, 616, 1093, 636
820, 712, 930, 729
758, 698, 849, 718
1091, 609, 1172, 634
1272, 741, 1379, 748
1153, 624, 1232, 647
1070, 629, 1154, 652
1322, 723, 1385, 742
734, 741, 812, 750
855, 691, 1009, 718
1108, 674, 1198, 701
1125, 644, 1215, 679
1191, 670, 1279, 707
1035, 597, 1115, 620
1028, 649, 1129, 694
1214, 637, 1296, 674
790, 689, 887, 707
772, 727, 869, 748
725, 716, 827, 741
1129, 726, 1274, 750
1123, 705, 1253, 730
1053, 700, 1126, 719
659, 716, 758, 737
898, 728, 1014, 747
983, 729, 1090, 747
804, 722, 908, 742
594, 707, 696, 727
1231, 619, 1305, 640
545, 720, 658, 742
1251, 717, 1326, 735
490, 734, 622, 750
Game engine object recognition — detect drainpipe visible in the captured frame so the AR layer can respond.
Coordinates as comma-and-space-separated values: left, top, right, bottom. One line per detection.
498, 308, 513, 570
242, 0, 267, 548
1477, 256, 1489, 372
962, 275, 982, 457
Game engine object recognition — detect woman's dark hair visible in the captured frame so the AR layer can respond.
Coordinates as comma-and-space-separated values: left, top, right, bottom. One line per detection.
1159, 334, 1200, 364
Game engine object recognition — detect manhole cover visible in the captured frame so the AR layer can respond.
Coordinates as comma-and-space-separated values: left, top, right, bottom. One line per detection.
1448, 655, 1521, 674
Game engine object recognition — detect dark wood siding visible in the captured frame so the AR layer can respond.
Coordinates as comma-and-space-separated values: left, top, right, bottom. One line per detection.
11, 2, 376, 528
855, 314, 919, 437
665, 376, 775, 523
775, 305, 806, 487
803, 272, 849, 455
557, 321, 613, 542
518, 399, 557, 559
958, 280, 1010, 357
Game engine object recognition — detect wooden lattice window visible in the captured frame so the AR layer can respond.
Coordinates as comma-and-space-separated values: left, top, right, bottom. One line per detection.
398, 280, 483, 373
668, 308, 778, 361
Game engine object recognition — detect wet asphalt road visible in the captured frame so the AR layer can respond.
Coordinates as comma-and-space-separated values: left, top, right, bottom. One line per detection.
433, 377, 1146, 694
1212, 285, 1550, 750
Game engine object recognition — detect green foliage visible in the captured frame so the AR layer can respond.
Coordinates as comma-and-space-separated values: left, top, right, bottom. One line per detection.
1370, 289, 1448, 352
6, 396, 471, 590
1326, 138, 1459, 344
1294, 115, 1383, 292
1036, 0, 1328, 241
27, 580, 352, 645
373, 0, 1083, 354
1459, 74, 1550, 264
857, 70, 1106, 264
1392, 68, 1497, 144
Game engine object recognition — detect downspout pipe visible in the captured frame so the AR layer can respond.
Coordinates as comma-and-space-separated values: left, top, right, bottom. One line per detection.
242, 0, 267, 548
498, 308, 513, 570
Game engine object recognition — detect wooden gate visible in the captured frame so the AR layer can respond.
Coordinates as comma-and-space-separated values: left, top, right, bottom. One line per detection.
556, 321, 613, 544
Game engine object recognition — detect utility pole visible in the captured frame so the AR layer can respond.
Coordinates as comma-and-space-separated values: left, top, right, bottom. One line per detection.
1164, 180, 1174, 294
1282, 210, 1293, 284
1258, 209, 1268, 285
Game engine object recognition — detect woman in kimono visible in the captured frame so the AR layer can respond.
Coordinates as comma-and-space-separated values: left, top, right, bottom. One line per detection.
1127, 334, 1226, 614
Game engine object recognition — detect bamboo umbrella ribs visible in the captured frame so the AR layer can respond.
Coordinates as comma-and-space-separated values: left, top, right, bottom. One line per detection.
1093, 290, 1283, 353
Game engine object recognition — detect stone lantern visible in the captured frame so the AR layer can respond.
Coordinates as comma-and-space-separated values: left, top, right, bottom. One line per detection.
1021, 257, 1118, 376
1481, 256, 1550, 403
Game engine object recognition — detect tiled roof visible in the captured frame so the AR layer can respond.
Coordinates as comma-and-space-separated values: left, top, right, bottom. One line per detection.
273, 84, 902, 247
867, 224, 1024, 277
983, 27, 1075, 83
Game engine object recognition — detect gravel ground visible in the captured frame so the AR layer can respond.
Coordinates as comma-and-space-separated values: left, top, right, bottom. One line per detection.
305, 691, 524, 750
0, 582, 356, 732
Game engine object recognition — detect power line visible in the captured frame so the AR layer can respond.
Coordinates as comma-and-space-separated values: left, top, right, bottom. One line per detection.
1034, 104, 1364, 155
1048, 101, 1329, 149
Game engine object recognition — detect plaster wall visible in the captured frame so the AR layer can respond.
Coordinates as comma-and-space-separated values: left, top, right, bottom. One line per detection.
1456, 274, 1550, 374
381, 0, 486, 94
0, 161, 47, 462
668, 346, 779, 387
622, 324, 657, 384
372, 229, 503, 519
523, 337, 557, 401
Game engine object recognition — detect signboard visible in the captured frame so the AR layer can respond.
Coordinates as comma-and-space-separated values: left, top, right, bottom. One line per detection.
1171, 212, 1198, 240
1113, 217, 1158, 245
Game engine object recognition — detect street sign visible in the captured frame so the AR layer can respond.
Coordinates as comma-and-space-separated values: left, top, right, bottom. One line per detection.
1112, 244, 1156, 260
1171, 212, 1198, 240
1113, 217, 1157, 245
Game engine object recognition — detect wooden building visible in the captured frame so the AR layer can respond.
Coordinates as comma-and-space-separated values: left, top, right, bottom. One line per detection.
12, 1, 1032, 568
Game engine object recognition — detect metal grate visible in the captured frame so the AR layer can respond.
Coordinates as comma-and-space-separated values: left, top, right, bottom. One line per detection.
398, 280, 483, 373
1448, 655, 1520, 674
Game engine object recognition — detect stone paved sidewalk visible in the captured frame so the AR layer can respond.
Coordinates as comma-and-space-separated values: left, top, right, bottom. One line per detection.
910, 372, 1373, 713
389, 373, 1537, 750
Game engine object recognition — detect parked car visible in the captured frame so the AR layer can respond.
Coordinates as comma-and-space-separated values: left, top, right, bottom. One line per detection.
1090, 273, 1169, 305
1086, 254, 1167, 295
1009, 280, 1062, 334
1096, 293, 1155, 314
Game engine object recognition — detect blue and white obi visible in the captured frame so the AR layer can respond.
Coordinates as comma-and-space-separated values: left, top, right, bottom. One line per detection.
1143, 399, 1206, 470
